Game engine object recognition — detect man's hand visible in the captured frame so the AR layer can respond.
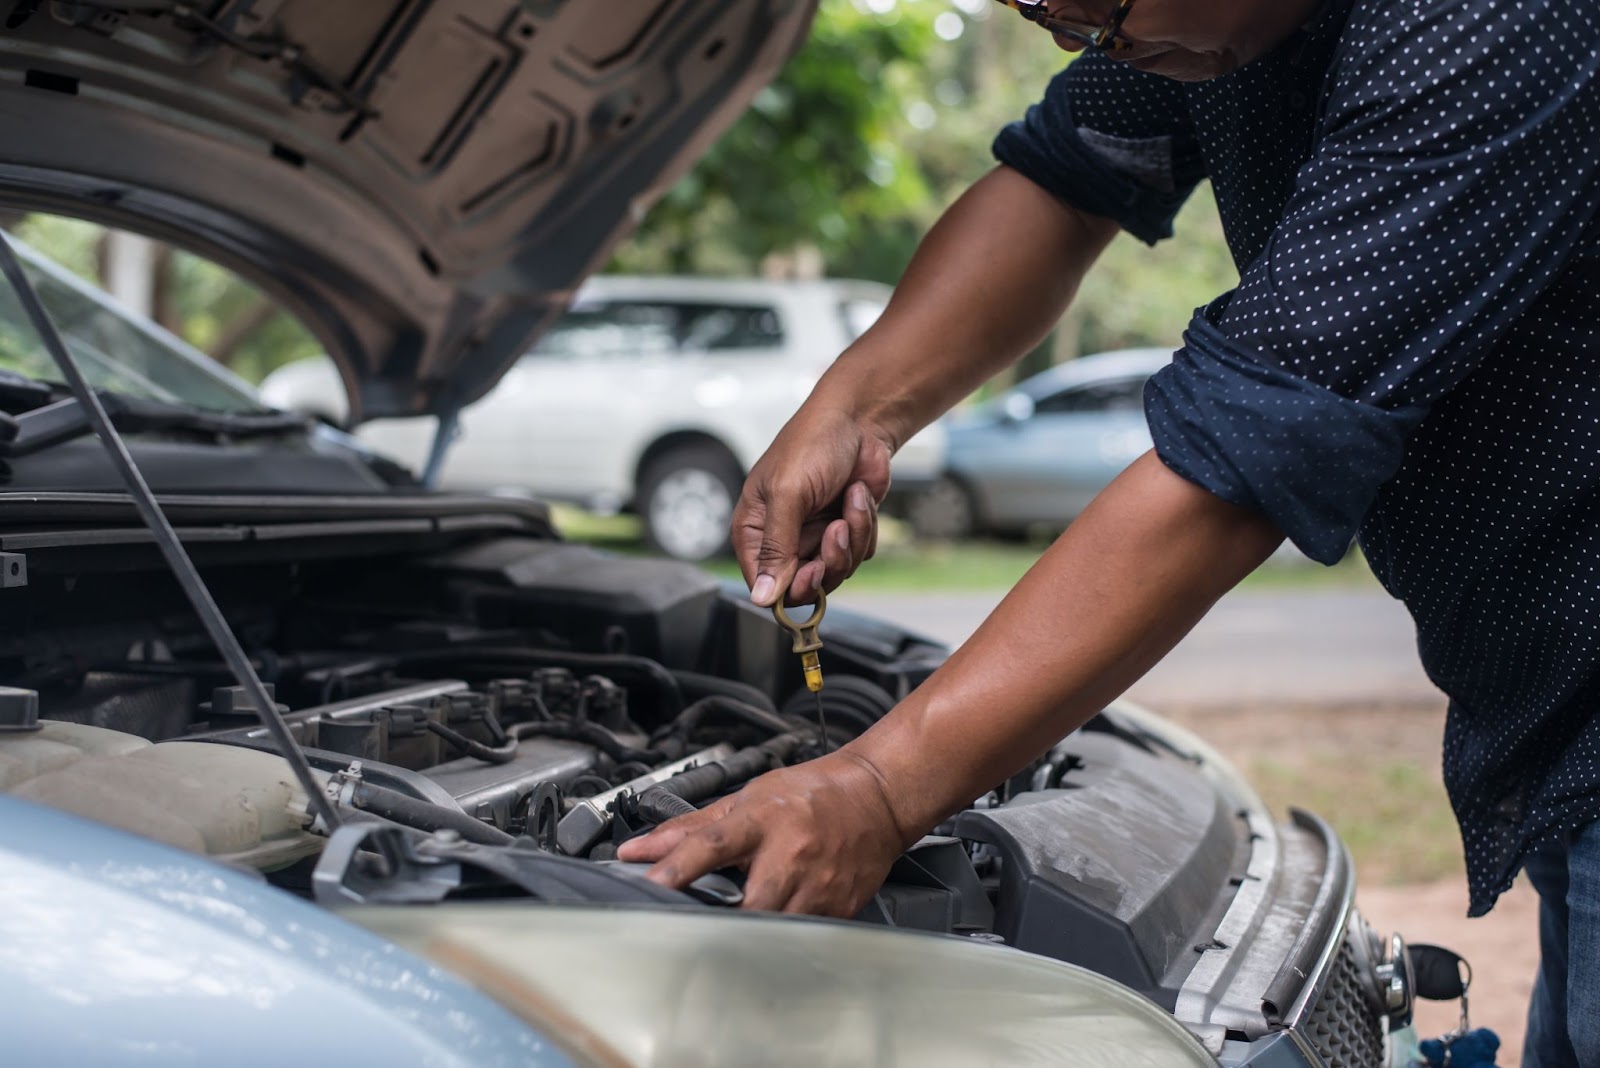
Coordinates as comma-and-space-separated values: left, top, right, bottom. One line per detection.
728, 169, 1118, 610
622, 455, 1284, 919
734, 404, 893, 607
615, 749, 912, 916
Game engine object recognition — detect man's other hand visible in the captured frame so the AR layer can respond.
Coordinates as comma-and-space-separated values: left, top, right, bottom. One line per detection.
616, 749, 911, 917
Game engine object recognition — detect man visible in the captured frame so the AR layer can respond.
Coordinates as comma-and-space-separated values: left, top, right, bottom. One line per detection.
618, 0, 1600, 1061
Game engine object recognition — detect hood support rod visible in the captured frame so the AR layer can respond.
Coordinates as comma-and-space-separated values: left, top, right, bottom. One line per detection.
0, 232, 341, 834
421, 406, 461, 489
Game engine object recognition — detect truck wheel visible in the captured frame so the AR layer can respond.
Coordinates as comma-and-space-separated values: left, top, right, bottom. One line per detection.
639, 444, 743, 561
907, 475, 979, 542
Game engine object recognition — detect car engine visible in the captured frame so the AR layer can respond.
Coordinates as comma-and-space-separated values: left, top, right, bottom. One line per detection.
0, 527, 1409, 1064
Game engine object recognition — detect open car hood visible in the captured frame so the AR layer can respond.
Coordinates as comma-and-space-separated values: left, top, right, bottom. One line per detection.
0, 1, 815, 421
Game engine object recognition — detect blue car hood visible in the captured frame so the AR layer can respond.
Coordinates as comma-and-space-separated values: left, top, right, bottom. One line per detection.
0, 795, 569, 1067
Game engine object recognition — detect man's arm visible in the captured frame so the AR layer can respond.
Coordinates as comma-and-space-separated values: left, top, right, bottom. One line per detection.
853, 452, 1282, 840
620, 452, 1283, 915
828, 163, 1119, 450
735, 164, 1119, 604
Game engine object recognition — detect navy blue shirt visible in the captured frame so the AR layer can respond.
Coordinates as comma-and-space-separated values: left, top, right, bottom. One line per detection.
994, 0, 1600, 915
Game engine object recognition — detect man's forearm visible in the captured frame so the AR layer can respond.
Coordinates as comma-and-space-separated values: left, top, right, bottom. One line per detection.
848, 452, 1286, 839
814, 165, 1119, 450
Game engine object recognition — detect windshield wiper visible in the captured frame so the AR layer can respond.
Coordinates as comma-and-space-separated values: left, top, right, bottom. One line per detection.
0, 369, 56, 411
0, 392, 310, 459
0, 233, 341, 834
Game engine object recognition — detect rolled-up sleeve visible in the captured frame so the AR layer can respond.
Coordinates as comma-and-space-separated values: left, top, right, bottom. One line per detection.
1145, 0, 1600, 563
993, 52, 1205, 245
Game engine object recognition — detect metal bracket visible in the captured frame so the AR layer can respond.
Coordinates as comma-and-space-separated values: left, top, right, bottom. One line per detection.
311, 816, 696, 908
0, 552, 26, 588
420, 407, 462, 489
312, 821, 463, 906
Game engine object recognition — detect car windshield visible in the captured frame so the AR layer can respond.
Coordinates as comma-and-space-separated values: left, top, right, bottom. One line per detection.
0, 238, 263, 413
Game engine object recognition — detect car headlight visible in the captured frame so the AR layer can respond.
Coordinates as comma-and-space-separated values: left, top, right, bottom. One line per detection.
349, 904, 1216, 1068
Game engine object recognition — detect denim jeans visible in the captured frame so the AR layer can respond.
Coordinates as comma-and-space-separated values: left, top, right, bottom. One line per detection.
1522, 818, 1600, 1067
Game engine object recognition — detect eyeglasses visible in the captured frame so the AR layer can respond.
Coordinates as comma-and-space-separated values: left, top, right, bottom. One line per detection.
990, 0, 1137, 51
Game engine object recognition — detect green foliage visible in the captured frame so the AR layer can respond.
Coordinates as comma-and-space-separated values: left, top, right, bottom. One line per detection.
615, 0, 940, 275
161, 253, 321, 384
1074, 190, 1239, 356
13, 214, 100, 281
621, 0, 1238, 391
10, 213, 321, 384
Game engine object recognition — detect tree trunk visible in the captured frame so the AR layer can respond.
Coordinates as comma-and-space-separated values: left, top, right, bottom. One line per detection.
100, 230, 158, 318
208, 299, 276, 369
151, 244, 180, 334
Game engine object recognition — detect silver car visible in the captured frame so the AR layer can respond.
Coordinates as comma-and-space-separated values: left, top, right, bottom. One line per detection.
914, 349, 1170, 540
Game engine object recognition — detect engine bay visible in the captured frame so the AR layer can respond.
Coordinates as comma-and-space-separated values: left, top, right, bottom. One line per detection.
0, 527, 1273, 1013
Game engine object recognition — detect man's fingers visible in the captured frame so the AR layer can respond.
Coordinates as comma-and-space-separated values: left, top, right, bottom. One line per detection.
617, 799, 729, 862
742, 849, 805, 912
788, 558, 827, 605
615, 835, 667, 863
845, 482, 876, 573
742, 477, 820, 607
616, 821, 688, 863
730, 490, 767, 592
816, 518, 853, 592
736, 489, 800, 604
642, 809, 760, 889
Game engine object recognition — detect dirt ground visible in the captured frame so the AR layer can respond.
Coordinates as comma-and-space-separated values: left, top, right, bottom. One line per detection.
1156, 700, 1542, 1065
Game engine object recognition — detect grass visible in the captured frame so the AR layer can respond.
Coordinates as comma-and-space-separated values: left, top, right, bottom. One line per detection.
1170, 701, 1461, 886
1247, 755, 1461, 885
548, 504, 1384, 593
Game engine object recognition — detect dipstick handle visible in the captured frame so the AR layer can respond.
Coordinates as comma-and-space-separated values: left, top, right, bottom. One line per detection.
772, 591, 830, 745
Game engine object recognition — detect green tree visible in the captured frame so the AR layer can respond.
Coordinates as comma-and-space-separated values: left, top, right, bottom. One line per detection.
615, 0, 940, 276
622, 0, 1239, 396
8, 213, 321, 385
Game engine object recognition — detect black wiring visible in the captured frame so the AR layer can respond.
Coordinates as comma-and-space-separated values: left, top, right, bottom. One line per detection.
425, 719, 517, 765
57, 0, 378, 118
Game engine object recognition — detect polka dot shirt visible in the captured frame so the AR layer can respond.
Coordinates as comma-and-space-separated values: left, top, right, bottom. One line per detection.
993, 0, 1600, 916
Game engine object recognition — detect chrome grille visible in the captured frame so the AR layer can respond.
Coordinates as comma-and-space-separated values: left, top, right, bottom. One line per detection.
1301, 936, 1385, 1068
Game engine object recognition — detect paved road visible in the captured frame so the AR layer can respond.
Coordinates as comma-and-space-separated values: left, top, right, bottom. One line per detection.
839, 587, 1440, 710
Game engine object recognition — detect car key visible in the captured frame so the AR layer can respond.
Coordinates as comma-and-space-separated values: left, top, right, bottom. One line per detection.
1409, 945, 1499, 1067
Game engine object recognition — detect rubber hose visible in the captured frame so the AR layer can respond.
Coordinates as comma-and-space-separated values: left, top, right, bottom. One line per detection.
634, 787, 697, 824
654, 731, 809, 805
426, 720, 517, 765
670, 670, 777, 713
398, 646, 685, 712
510, 720, 664, 765
349, 781, 514, 846
663, 695, 795, 740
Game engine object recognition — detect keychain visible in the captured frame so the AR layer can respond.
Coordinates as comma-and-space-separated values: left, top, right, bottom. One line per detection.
1411, 946, 1500, 1067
